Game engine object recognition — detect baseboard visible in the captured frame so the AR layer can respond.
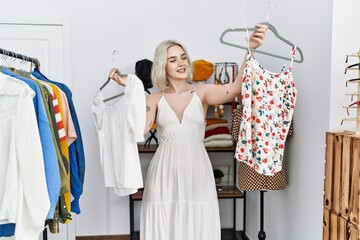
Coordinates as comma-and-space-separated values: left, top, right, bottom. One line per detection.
76, 235, 129, 240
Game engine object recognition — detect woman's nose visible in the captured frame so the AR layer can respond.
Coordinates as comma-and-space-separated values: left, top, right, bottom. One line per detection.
178, 59, 185, 66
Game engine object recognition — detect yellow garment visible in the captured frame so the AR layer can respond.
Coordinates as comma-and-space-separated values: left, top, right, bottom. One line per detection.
42, 80, 71, 223
206, 118, 228, 126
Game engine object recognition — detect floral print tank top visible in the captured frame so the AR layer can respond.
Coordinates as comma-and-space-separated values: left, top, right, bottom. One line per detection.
235, 36, 297, 176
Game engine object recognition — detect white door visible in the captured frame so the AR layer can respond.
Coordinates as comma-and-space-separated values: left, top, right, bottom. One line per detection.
0, 16, 75, 240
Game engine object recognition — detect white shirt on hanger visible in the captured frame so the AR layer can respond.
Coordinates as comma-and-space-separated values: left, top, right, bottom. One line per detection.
92, 74, 146, 196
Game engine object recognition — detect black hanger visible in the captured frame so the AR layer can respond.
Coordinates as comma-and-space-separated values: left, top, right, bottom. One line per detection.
219, 22, 304, 63
346, 77, 360, 87
344, 63, 360, 74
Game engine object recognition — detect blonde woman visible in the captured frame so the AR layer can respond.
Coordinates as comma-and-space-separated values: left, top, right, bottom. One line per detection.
110, 23, 267, 240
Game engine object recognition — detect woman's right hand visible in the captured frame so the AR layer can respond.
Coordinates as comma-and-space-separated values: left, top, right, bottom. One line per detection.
109, 67, 127, 86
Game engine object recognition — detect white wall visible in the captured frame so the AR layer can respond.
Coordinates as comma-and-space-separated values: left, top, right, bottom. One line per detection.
3, 0, 357, 239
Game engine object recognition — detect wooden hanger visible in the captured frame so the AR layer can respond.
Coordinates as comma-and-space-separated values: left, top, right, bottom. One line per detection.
219, 21, 304, 63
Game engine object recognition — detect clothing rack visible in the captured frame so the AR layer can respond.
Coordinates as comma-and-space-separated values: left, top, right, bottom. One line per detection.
0, 47, 40, 68
258, 190, 267, 240
1, 47, 47, 240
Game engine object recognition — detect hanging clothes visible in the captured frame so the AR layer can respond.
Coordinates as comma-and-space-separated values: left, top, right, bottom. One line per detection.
1, 68, 61, 218
32, 67, 86, 214
0, 72, 50, 240
92, 74, 146, 196
235, 33, 297, 176
0, 65, 84, 238
0, 68, 71, 237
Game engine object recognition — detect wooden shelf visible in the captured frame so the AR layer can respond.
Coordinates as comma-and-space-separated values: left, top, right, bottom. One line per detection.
131, 185, 243, 201
138, 144, 236, 153
216, 185, 244, 198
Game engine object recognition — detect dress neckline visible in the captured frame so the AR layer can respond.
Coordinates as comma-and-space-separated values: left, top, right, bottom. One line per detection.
161, 91, 196, 124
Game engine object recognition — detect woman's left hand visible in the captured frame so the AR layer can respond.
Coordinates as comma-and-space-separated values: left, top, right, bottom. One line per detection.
249, 23, 268, 49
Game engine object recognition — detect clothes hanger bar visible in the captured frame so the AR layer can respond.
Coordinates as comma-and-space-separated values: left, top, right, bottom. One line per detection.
214, 62, 238, 69
103, 92, 125, 102
0, 47, 40, 68
219, 22, 304, 63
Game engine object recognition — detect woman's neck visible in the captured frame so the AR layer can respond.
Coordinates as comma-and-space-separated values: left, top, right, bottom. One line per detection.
166, 81, 192, 94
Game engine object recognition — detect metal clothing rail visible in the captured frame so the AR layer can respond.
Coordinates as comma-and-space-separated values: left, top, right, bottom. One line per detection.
0, 47, 40, 68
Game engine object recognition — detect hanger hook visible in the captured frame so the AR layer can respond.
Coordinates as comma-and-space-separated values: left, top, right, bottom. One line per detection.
265, 1, 274, 22
112, 50, 119, 68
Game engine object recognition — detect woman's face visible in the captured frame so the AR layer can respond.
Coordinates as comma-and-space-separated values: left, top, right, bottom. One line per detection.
165, 45, 189, 81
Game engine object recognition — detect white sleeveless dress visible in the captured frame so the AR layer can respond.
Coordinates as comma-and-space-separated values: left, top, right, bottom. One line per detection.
140, 91, 221, 240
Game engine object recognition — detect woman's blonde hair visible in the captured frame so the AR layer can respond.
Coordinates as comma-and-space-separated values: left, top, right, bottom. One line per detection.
151, 39, 193, 90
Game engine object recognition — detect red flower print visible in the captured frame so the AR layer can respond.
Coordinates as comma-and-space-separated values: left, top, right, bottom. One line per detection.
260, 75, 263, 80
282, 129, 286, 133
249, 160, 253, 164
274, 74, 279, 78
265, 141, 269, 146
270, 100, 274, 105
240, 148, 245, 153
279, 144, 284, 149
269, 115, 272, 120
245, 93, 250, 98
262, 158, 267, 163
248, 140, 251, 144
256, 118, 261, 123
257, 132, 262, 137
272, 132, 276, 137
263, 148, 268, 154
280, 135, 285, 140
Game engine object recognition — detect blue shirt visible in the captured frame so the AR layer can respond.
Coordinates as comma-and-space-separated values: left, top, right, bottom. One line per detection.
32, 67, 85, 214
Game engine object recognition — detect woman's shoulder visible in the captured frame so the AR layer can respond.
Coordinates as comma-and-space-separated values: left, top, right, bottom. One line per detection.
193, 83, 209, 98
146, 91, 163, 105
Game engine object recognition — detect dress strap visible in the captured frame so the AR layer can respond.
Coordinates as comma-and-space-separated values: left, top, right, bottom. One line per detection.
245, 28, 251, 54
280, 46, 297, 72
289, 46, 297, 67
